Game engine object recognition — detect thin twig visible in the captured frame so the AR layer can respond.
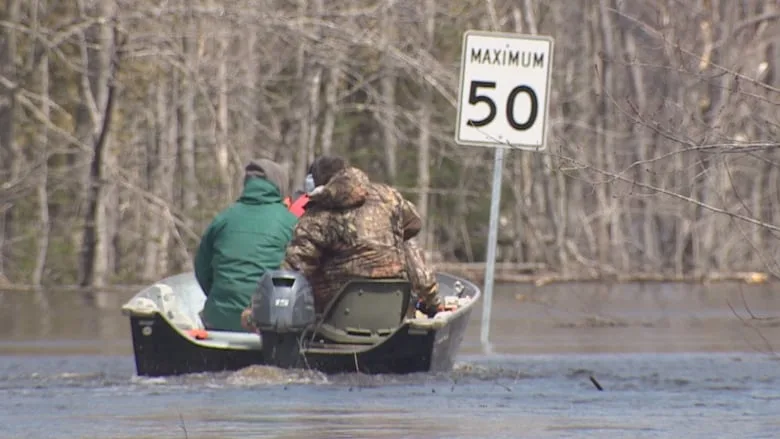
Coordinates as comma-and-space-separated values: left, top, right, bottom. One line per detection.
726, 299, 777, 357
738, 287, 772, 321
178, 412, 189, 439
607, 6, 780, 95
554, 154, 780, 234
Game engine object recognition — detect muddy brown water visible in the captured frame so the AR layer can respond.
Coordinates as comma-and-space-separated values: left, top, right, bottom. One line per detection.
1, 281, 779, 438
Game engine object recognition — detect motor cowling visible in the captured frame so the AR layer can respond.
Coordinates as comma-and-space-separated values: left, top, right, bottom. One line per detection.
250, 270, 316, 334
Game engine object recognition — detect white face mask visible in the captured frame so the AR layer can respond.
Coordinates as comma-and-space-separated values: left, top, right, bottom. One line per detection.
303, 174, 315, 194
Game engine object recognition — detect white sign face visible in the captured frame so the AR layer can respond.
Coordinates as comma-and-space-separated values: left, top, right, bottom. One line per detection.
455, 31, 554, 150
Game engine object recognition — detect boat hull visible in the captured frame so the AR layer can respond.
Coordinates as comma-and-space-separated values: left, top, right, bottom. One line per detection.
124, 272, 479, 377
130, 315, 262, 377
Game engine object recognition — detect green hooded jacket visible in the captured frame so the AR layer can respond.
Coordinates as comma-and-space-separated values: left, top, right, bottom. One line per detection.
194, 177, 298, 331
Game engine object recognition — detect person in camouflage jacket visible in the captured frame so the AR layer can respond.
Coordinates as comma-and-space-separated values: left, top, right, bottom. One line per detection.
280, 156, 441, 314
402, 236, 440, 314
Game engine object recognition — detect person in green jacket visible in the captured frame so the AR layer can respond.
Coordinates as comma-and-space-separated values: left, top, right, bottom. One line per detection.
194, 158, 298, 332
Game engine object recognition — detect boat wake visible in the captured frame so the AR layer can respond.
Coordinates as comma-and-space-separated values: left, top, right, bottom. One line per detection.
226, 365, 330, 386
123, 360, 536, 390
0, 357, 538, 392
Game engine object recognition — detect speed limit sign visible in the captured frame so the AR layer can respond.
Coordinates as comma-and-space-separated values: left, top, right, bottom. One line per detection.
455, 31, 554, 150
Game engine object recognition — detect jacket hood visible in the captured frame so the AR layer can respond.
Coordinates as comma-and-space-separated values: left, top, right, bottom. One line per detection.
238, 177, 284, 205
308, 167, 369, 209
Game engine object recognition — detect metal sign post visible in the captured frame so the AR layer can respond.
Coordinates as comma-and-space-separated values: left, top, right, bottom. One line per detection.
480, 146, 505, 353
454, 31, 554, 352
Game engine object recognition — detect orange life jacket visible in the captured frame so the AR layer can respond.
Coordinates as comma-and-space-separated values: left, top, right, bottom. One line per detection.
284, 193, 309, 218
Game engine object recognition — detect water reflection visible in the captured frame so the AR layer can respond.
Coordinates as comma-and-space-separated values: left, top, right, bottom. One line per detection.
466, 281, 780, 355
0, 289, 134, 355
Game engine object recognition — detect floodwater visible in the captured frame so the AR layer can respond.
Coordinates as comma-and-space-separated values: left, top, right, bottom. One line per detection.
1, 281, 780, 438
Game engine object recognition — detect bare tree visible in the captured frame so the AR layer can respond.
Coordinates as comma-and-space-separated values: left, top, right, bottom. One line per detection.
32, 0, 50, 287
0, 0, 21, 282
141, 72, 175, 282
77, 0, 120, 288
176, 0, 199, 271
379, 0, 398, 182
215, 21, 233, 201
415, 0, 435, 250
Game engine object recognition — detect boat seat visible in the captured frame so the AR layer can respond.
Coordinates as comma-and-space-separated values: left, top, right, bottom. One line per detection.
313, 279, 412, 345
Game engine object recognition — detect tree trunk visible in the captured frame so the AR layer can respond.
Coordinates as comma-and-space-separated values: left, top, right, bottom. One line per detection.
177, 1, 198, 270
78, 0, 118, 288
215, 26, 232, 202
320, 49, 341, 156
380, 0, 398, 182
305, 64, 322, 177
33, 44, 50, 287
142, 73, 175, 282
161, 69, 179, 276
241, 30, 258, 190
508, 5, 528, 264
105, 142, 119, 278
621, 9, 660, 270
292, 0, 322, 189
306, 0, 325, 176
694, 0, 731, 274
141, 82, 161, 281
595, 0, 621, 271
416, 0, 435, 249
522, 0, 563, 269
0, 0, 21, 281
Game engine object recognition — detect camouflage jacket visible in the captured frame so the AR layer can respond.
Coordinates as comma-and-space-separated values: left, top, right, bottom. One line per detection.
403, 237, 440, 308
281, 167, 430, 312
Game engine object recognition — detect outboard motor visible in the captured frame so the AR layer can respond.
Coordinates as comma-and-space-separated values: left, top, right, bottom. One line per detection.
250, 270, 316, 368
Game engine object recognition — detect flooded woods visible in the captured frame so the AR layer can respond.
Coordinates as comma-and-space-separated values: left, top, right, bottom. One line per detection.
0, 1, 777, 287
